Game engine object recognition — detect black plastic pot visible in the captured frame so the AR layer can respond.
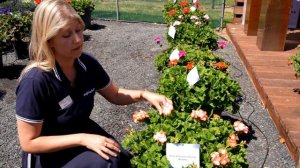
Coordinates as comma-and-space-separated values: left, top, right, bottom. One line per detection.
13, 40, 29, 60
81, 9, 92, 29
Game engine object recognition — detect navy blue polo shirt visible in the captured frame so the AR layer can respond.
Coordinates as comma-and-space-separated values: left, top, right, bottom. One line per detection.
16, 53, 111, 135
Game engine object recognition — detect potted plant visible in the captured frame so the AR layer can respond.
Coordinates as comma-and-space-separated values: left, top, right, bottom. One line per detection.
0, 1, 33, 60
33, 0, 95, 28
70, 0, 95, 28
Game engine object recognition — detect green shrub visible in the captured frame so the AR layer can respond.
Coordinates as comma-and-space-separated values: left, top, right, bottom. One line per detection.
291, 53, 300, 77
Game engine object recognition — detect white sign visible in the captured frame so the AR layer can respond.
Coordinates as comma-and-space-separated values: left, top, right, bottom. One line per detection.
187, 67, 200, 86
169, 48, 180, 61
168, 25, 176, 39
166, 143, 200, 168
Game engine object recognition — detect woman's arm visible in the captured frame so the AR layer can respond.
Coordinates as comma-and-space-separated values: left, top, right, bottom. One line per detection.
17, 120, 120, 160
97, 82, 173, 114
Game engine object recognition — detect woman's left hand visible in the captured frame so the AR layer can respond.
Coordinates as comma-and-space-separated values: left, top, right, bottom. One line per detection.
141, 90, 173, 115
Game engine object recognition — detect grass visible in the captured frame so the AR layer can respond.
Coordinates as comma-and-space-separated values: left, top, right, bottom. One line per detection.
92, 0, 234, 27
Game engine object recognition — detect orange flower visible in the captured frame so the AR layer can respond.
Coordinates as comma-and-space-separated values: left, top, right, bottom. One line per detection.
169, 9, 176, 16
182, 7, 190, 14
168, 59, 178, 67
132, 110, 149, 123
34, 0, 42, 4
195, 1, 201, 7
200, 7, 206, 11
214, 62, 227, 70
186, 61, 194, 70
65, 0, 72, 3
180, 1, 188, 7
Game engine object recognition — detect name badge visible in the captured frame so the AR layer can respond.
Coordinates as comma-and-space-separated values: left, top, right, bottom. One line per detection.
59, 95, 73, 110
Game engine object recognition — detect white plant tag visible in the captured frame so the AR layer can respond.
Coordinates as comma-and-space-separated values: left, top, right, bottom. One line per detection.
168, 25, 176, 39
166, 143, 200, 168
169, 48, 180, 61
187, 67, 200, 86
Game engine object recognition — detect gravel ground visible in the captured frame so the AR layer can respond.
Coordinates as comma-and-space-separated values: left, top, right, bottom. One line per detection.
0, 19, 296, 168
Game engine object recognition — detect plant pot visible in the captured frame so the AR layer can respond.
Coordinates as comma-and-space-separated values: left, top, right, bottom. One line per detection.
81, 9, 92, 28
13, 40, 29, 60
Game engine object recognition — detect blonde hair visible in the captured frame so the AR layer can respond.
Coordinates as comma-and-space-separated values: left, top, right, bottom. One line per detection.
19, 0, 84, 80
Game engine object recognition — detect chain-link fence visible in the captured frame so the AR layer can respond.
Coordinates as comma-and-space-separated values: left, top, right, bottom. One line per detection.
92, 0, 235, 28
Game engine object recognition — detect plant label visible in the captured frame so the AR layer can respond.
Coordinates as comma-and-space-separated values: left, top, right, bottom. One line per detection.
169, 48, 180, 61
187, 67, 200, 86
168, 25, 176, 39
166, 143, 200, 168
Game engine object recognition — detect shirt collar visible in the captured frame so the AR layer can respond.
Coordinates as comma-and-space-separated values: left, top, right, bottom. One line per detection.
52, 57, 87, 82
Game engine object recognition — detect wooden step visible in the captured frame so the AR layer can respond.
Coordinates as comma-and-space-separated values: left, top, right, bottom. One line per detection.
234, 6, 244, 15
232, 17, 242, 24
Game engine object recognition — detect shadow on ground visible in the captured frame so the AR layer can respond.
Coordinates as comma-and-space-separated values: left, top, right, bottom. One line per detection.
0, 89, 6, 100
0, 64, 25, 80
87, 23, 106, 31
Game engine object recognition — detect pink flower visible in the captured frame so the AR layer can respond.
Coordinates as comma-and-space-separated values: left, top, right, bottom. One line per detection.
218, 148, 227, 155
220, 154, 230, 166
218, 41, 227, 49
160, 101, 173, 116
233, 121, 249, 134
153, 130, 167, 144
227, 133, 239, 148
210, 152, 220, 166
132, 110, 149, 123
203, 14, 210, 20
154, 37, 161, 44
178, 51, 186, 58
211, 149, 230, 166
191, 109, 208, 122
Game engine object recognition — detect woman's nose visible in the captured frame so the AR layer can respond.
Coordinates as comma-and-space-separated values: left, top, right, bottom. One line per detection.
73, 32, 83, 43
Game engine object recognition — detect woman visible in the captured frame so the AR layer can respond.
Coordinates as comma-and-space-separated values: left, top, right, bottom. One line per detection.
15, 0, 173, 167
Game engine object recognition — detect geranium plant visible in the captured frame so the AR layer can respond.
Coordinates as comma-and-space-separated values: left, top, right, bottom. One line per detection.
154, 44, 227, 72
162, 0, 218, 50
33, 0, 95, 16
122, 110, 249, 167
157, 65, 241, 114
70, 0, 95, 16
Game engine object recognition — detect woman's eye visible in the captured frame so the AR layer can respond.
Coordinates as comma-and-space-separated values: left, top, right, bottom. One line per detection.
76, 28, 83, 33
63, 34, 71, 38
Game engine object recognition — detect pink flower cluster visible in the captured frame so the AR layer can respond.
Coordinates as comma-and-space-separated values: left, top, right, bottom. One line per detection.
161, 101, 173, 116
132, 110, 149, 123
218, 41, 227, 49
154, 37, 161, 44
210, 148, 230, 166
227, 133, 239, 148
153, 130, 167, 144
191, 109, 208, 122
179, 51, 187, 58
233, 121, 249, 134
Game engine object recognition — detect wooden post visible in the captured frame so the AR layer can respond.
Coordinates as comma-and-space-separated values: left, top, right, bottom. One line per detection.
256, 0, 292, 51
244, 0, 262, 35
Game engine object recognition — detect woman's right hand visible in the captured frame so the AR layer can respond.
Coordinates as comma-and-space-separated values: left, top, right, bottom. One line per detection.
80, 134, 121, 160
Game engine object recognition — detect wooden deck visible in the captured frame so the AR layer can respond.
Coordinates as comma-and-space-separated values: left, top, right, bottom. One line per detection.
226, 24, 300, 166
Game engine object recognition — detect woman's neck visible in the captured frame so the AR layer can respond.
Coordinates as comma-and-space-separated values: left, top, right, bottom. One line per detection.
56, 58, 77, 87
